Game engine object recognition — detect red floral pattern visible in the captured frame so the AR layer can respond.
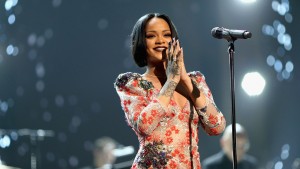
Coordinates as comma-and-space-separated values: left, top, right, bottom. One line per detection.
115, 71, 225, 169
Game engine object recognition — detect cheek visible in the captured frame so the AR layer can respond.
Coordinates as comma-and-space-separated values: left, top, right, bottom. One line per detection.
145, 39, 153, 47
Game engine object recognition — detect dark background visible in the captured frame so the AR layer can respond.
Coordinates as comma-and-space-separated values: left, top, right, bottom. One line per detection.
0, 0, 299, 169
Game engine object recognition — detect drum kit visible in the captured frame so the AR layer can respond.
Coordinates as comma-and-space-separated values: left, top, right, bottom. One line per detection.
0, 129, 55, 169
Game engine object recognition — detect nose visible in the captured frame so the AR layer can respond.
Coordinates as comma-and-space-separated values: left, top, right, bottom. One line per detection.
155, 36, 165, 44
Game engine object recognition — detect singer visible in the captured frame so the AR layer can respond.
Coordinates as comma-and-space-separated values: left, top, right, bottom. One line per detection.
114, 13, 226, 169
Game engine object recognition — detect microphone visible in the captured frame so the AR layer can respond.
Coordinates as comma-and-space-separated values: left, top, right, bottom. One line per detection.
211, 27, 252, 41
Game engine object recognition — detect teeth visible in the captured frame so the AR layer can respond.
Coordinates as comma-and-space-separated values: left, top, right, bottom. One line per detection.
154, 48, 165, 51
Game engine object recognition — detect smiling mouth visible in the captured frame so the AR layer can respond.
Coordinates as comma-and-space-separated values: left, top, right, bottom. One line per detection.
153, 47, 167, 52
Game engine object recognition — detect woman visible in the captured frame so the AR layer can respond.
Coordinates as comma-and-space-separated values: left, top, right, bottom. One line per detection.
114, 13, 226, 169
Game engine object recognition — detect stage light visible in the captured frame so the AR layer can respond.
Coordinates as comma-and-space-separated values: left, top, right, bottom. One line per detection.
0, 101, 8, 113
8, 14, 16, 24
0, 135, 11, 148
5, 0, 18, 11
266, 55, 276, 66
241, 72, 266, 96
274, 60, 283, 72
263, 0, 294, 81
285, 61, 294, 72
6, 45, 14, 55
274, 161, 283, 169
281, 144, 290, 160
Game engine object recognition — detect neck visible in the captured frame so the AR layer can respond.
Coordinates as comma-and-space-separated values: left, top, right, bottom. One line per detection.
144, 63, 166, 78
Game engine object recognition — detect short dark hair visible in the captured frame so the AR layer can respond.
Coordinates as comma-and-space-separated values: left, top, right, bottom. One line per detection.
130, 13, 179, 67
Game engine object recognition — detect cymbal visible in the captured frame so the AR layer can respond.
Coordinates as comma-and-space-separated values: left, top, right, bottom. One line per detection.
0, 164, 21, 169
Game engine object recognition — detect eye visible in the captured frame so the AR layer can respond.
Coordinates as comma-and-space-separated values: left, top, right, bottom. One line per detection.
146, 34, 155, 38
164, 33, 172, 37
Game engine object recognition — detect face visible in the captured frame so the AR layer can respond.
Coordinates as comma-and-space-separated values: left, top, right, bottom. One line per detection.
95, 142, 116, 164
221, 135, 249, 162
145, 17, 172, 65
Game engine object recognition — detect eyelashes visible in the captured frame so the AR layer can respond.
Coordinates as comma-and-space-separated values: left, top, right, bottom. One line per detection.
145, 34, 172, 38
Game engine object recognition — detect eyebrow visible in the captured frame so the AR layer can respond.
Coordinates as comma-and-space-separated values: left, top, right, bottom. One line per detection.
146, 30, 171, 33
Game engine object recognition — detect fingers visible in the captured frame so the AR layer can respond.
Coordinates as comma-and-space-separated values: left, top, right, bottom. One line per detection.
168, 41, 172, 61
168, 38, 182, 62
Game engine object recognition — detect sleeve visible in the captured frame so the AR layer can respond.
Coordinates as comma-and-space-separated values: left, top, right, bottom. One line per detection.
188, 71, 226, 136
114, 72, 171, 136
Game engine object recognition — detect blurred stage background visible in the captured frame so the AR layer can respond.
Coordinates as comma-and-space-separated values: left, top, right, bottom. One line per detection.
0, 0, 299, 168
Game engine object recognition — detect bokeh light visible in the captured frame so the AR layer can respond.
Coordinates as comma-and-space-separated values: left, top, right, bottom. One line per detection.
241, 72, 266, 96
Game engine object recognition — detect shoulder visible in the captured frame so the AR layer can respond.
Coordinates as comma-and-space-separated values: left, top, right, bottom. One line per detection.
188, 71, 206, 80
202, 152, 224, 166
114, 72, 154, 94
188, 71, 205, 78
188, 71, 207, 84
243, 154, 258, 166
78, 166, 93, 169
114, 72, 141, 88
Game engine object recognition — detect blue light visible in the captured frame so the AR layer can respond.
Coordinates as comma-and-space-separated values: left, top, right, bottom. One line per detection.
262, 24, 274, 36
271, 1, 280, 12
278, 4, 287, 15
0, 101, 8, 112
273, 20, 281, 29
284, 13, 293, 23
266, 55, 276, 66
281, 144, 290, 160
284, 42, 292, 51
282, 70, 290, 79
36, 80, 45, 92
0, 135, 11, 148
35, 62, 46, 78
5, 0, 14, 11
274, 60, 283, 72
8, 14, 16, 24
274, 161, 283, 169
6, 45, 14, 55
285, 61, 294, 72
28, 33, 37, 46
4, 0, 18, 11
276, 23, 286, 34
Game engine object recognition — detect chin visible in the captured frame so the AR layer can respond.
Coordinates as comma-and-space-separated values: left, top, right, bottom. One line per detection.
149, 56, 163, 62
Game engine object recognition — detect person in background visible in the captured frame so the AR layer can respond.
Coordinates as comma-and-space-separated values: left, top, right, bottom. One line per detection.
292, 158, 300, 169
114, 13, 226, 169
81, 136, 117, 169
202, 123, 258, 169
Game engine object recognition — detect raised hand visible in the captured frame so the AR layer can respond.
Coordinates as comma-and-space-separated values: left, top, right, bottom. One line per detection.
165, 38, 182, 84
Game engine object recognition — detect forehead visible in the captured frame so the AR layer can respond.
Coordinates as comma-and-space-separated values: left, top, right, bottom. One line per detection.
145, 17, 171, 31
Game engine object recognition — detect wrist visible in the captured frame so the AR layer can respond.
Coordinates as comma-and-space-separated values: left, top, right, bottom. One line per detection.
179, 77, 195, 95
181, 74, 191, 83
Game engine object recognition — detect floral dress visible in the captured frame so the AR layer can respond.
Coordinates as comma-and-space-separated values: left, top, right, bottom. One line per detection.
114, 71, 225, 169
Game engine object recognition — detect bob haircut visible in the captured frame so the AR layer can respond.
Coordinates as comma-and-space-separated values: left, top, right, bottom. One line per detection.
130, 13, 179, 67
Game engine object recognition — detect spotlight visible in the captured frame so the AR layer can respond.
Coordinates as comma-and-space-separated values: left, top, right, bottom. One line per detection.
241, 72, 266, 96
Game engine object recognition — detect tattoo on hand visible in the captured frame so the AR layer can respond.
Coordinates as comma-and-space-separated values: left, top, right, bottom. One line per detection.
161, 81, 177, 97
170, 62, 180, 78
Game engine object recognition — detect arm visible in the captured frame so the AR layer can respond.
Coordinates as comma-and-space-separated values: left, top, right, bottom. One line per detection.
115, 39, 181, 136
174, 39, 226, 135
115, 73, 174, 136
182, 71, 226, 135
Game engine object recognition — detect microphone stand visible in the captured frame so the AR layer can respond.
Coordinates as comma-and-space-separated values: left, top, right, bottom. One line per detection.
228, 41, 237, 169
